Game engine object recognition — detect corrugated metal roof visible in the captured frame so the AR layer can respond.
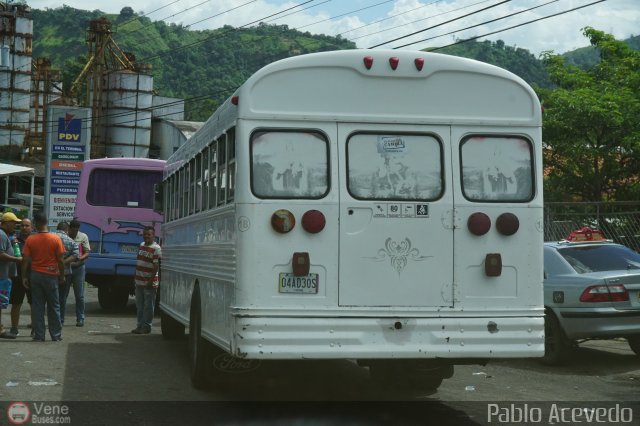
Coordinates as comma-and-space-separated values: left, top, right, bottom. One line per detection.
0, 163, 35, 177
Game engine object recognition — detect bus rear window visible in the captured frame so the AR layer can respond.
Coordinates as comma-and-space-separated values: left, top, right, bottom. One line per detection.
347, 133, 443, 200
251, 130, 329, 199
87, 169, 162, 208
460, 136, 534, 202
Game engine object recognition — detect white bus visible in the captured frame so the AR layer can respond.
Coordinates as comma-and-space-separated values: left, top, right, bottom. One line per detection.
158, 49, 544, 390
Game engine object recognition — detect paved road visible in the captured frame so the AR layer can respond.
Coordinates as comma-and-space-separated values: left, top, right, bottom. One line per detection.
1, 286, 639, 425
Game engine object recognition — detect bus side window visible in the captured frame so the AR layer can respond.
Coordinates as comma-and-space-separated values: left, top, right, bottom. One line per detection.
171, 174, 178, 221
154, 183, 163, 214
195, 153, 202, 213
177, 169, 183, 219
227, 127, 235, 202
189, 159, 196, 215
202, 148, 209, 211
218, 135, 227, 205
182, 166, 189, 218
209, 141, 217, 209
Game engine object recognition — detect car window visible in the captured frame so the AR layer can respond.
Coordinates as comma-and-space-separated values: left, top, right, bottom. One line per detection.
544, 246, 576, 276
557, 245, 640, 274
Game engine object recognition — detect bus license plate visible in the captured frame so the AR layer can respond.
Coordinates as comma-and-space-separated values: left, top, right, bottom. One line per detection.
279, 273, 319, 294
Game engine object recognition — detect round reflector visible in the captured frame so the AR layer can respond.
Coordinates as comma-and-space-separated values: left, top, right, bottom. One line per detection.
496, 213, 519, 236
271, 209, 295, 233
301, 210, 326, 234
467, 212, 491, 236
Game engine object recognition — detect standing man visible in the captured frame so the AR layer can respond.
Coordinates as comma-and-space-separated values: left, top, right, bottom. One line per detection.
132, 226, 161, 334
9, 217, 33, 336
0, 212, 22, 339
68, 219, 90, 327
21, 212, 65, 342
53, 222, 79, 326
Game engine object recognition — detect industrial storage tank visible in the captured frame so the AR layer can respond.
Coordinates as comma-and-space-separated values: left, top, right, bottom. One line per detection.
151, 119, 203, 160
104, 68, 153, 158
0, 4, 33, 159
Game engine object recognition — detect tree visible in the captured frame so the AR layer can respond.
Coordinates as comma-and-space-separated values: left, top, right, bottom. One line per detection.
538, 28, 640, 201
119, 7, 134, 20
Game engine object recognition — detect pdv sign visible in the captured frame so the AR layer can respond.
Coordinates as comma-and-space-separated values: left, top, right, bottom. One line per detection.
58, 113, 82, 142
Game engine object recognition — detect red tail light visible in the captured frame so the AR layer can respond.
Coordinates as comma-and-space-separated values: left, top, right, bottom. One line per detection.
496, 212, 519, 236
468, 212, 491, 236
301, 210, 325, 234
579, 284, 629, 302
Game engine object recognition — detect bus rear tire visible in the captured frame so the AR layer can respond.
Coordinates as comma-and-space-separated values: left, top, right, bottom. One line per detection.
98, 286, 129, 310
161, 309, 185, 340
188, 286, 212, 389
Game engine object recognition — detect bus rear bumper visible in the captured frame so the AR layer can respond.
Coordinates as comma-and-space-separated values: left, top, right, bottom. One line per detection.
230, 316, 544, 360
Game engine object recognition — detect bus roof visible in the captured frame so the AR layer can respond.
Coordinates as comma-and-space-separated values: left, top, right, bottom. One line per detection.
82, 158, 166, 168
236, 49, 541, 125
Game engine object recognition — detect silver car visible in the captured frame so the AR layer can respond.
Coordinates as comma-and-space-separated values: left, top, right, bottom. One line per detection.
543, 240, 640, 364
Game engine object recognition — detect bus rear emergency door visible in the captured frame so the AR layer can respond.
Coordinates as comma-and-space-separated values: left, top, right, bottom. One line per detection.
338, 124, 454, 308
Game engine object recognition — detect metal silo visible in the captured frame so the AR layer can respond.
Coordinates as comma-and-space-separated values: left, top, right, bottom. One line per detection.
104, 67, 153, 158
0, 4, 32, 160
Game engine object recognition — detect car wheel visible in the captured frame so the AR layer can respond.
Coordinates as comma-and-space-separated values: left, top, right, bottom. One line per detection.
627, 336, 640, 355
541, 312, 570, 365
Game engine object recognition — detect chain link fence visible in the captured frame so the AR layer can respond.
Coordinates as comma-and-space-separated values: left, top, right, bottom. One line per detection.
544, 202, 640, 252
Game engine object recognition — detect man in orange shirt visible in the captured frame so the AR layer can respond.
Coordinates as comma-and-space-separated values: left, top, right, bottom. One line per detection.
21, 212, 65, 342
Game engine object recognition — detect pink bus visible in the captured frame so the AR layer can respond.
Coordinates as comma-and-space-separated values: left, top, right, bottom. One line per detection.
74, 158, 165, 309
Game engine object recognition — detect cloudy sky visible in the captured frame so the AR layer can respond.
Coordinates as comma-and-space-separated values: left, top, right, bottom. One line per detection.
26, 0, 638, 56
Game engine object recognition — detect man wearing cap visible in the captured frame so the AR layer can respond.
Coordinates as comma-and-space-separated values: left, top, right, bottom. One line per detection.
0, 212, 23, 339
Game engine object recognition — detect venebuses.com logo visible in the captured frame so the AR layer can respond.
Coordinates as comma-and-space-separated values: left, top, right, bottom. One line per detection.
6, 401, 71, 424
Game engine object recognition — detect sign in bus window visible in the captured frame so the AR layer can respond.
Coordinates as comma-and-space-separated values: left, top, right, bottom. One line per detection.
251, 131, 328, 199
461, 136, 534, 202
347, 134, 443, 200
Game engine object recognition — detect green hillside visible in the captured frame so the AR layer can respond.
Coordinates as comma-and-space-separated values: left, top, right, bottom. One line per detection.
35, 6, 627, 121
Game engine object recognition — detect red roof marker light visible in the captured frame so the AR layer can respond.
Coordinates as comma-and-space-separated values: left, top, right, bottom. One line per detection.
363, 56, 374, 70
414, 57, 424, 71
389, 57, 399, 70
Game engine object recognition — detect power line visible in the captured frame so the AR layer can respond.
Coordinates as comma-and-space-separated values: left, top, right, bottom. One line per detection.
337, 0, 444, 38
115, 0, 184, 30
393, 0, 559, 49
118, 0, 212, 36
262, 0, 332, 24
138, 0, 318, 63
294, 0, 395, 31
368, 0, 512, 49
121, 0, 260, 49
347, 0, 493, 42
429, 0, 607, 52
